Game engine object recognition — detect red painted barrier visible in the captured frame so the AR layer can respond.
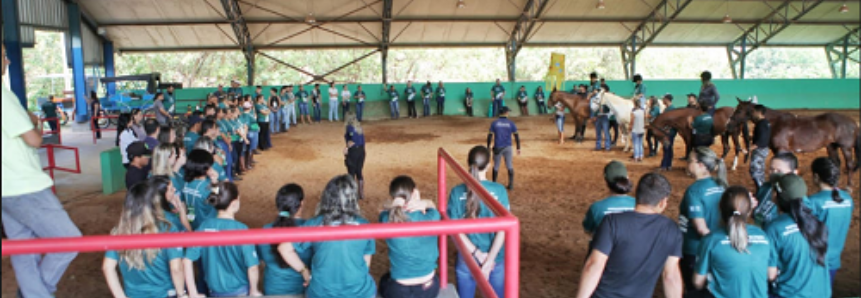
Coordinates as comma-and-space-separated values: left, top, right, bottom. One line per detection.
40, 117, 62, 145
40, 144, 81, 194
91, 114, 119, 144
1, 148, 521, 297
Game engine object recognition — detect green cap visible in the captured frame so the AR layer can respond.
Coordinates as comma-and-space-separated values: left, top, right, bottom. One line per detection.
604, 160, 628, 184
774, 174, 807, 202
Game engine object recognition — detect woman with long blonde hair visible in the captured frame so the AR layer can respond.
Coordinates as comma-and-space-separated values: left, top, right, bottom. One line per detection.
344, 112, 367, 200
102, 182, 186, 298
151, 144, 186, 189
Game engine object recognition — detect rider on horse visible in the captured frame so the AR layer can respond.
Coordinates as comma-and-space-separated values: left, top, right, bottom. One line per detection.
697, 71, 720, 116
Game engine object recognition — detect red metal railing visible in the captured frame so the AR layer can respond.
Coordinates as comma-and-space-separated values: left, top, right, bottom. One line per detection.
40, 144, 82, 194
1, 148, 521, 297
41, 117, 62, 144
91, 115, 119, 144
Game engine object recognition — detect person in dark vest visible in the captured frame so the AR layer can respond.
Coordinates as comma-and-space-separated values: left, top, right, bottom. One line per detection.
697, 71, 719, 116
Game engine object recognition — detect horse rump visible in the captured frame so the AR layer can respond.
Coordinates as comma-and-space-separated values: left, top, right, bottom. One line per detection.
855, 130, 861, 172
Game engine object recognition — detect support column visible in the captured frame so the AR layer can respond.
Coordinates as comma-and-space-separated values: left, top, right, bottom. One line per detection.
103, 41, 116, 96
246, 46, 255, 86
67, 3, 89, 122
2, 0, 27, 107
381, 48, 389, 84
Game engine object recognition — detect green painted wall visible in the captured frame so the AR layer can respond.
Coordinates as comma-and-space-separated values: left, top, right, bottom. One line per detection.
173, 79, 860, 119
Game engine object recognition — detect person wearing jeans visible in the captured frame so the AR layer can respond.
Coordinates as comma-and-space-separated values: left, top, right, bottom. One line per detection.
312, 84, 323, 123
421, 82, 433, 117
328, 82, 340, 122
386, 85, 400, 120
631, 103, 646, 161
404, 81, 417, 118
455, 255, 505, 298
285, 85, 298, 127
594, 113, 611, 151
269, 88, 282, 134
354, 85, 366, 122
435, 82, 446, 116
2, 46, 82, 297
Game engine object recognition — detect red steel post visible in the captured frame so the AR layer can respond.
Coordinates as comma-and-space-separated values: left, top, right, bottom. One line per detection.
504, 219, 521, 298
438, 153, 448, 289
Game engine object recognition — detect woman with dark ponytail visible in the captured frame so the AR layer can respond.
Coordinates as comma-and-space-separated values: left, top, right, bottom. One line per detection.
693, 186, 774, 298
808, 157, 854, 284
766, 174, 831, 298
582, 161, 635, 234
679, 147, 728, 297
446, 146, 510, 298
378, 176, 442, 298
183, 182, 262, 297
257, 184, 309, 297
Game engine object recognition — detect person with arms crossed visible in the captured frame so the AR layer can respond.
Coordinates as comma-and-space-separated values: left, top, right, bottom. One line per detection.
1, 44, 82, 298
487, 107, 521, 190
576, 173, 683, 298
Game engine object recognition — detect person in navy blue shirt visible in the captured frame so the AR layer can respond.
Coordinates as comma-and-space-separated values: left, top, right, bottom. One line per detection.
487, 107, 521, 190
344, 113, 367, 200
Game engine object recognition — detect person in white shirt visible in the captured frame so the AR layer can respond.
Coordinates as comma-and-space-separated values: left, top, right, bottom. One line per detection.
328, 82, 340, 122
629, 100, 646, 162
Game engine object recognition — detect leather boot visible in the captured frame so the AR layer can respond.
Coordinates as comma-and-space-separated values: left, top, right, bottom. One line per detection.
492, 170, 499, 183
508, 169, 515, 190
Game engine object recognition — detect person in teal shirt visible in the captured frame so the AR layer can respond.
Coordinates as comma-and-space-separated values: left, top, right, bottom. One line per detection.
379, 176, 441, 298
404, 81, 418, 118
767, 174, 831, 298
534, 86, 547, 115
491, 79, 506, 117
102, 182, 186, 298
181, 149, 219, 230
447, 146, 510, 298
692, 105, 714, 151
184, 116, 202, 154
184, 182, 261, 297
693, 186, 774, 298
582, 161, 635, 234
257, 184, 311, 297
516, 86, 529, 116
421, 81, 433, 117
679, 147, 728, 296
753, 152, 797, 227
808, 157, 854, 284
150, 175, 192, 232
386, 84, 400, 120
632, 74, 647, 110
279, 175, 377, 298
239, 102, 260, 166
40, 96, 59, 133
255, 95, 272, 151
435, 81, 446, 116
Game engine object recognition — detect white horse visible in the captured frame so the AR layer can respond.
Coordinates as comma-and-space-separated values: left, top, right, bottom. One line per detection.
598, 92, 636, 152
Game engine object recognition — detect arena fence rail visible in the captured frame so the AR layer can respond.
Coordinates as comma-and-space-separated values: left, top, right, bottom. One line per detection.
40, 144, 82, 194
41, 117, 62, 145
1, 148, 521, 298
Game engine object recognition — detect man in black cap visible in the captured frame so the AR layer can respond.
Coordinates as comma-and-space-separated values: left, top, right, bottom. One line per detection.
125, 142, 152, 190
184, 115, 203, 152
487, 106, 521, 190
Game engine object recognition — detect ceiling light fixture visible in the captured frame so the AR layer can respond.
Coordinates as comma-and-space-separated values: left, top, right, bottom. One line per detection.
457, 0, 466, 9
596, 0, 606, 10
722, 0, 732, 23
305, 13, 316, 24
839, 3, 849, 13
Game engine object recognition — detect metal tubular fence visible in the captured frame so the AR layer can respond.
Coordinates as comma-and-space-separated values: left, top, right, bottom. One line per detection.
1, 148, 521, 297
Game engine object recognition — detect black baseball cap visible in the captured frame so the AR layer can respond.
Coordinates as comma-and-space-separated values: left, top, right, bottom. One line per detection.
663, 94, 674, 101
499, 106, 512, 114
188, 115, 203, 127
127, 142, 152, 159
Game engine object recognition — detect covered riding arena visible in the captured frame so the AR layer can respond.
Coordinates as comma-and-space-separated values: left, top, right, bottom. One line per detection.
2, 0, 859, 297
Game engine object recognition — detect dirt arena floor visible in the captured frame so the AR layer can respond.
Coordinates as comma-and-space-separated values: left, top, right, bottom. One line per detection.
2, 109, 859, 298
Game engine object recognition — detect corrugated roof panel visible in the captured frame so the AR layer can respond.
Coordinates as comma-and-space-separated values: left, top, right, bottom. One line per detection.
20, 26, 36, 47
768, 26, 857, 44
653, 23, 745, 44
678, 1, 775, 21
78, 0, 226, 23
83, 24, 104, 66
254, 23, 381, 46
395, 0, 525, 18
542, 0, 660, 18
108, 25, 238, 49
19, 0, 67, 29
529, 22, 640, 43
240, 0, 383, 20
798, 2, 861, 22
390, 22, 513, 43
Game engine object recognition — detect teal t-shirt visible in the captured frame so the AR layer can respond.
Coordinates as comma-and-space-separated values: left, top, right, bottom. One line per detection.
649, 105, 661, 120
41, 101, 58, 118
808, 190, 854, 270
634, 83, 646, 96
217, 119, 232, 135
582, 195, 635, 234
695, 226, 772, 298
293, 216, 376, 298
447, 181, 511, 263
436, 87, 446, 99
256, 104, 270, 122
257, 221, 312, 296
517, 91, 528, 102
213, 163, 228, 182
379, 209, 441, 280
388, 89, 399, 101
404, 86, 416, 100
164, 211, 187, 232
240, 112, 259, 132
183, 132, 200, 153
753, 182, 780, 227
185, 218, 259, 295
421, 86, 433, 99
180, 178, 215, 230
766, 213, 831, 298
693, 114, 714, 136
679, 178, 725, 255
492, 85, 505, 100
296, 90, 309, 103
105, 225, 184, 298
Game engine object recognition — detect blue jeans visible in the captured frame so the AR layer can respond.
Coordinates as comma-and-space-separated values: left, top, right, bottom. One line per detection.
830, 269, 837, 285
247, 130, 259, 152
422, 98, 431, 117
356, 102, 365, 121
632, 132, 644, 158
492, 99, 502, 117
329, 100, 339, 121
299, 102, 310, 116
312, 102, 322, 122
555, 115, 565, 132
2, 188, 82, 298
270, 109, 281, 133
661, 131, 676, 168
595, 115, 611, 150
209, 285, 249, 297
455, 255, 504, 298
390, 101, 400, 119
285, 104, 297, 125
218, 139, 234, 181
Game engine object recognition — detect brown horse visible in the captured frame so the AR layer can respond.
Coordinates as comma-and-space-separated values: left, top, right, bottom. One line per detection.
647, 107, 749, 170
728, 99, 860, 186
548, 90, 591, 143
